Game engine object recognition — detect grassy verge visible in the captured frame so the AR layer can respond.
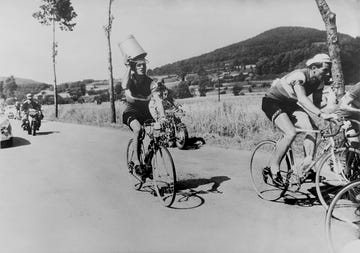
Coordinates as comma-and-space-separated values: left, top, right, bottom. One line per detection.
42, 95, 280, 150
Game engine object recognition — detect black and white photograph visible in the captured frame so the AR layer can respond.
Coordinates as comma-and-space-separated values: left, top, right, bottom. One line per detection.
1, 0, 360, 252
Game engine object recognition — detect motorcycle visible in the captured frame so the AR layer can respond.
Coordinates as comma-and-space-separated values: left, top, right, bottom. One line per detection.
23, 109, 42, 136
162, 108, 188, 149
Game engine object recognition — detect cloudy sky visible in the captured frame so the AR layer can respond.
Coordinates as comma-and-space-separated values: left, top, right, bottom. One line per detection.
0, 0, 359, 84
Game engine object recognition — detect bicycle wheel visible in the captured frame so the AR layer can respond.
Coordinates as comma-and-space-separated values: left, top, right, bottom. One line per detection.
126, 138, 145, 190
250, 140, 290, 201
151, 145, 176, 207
325, 180, 360, 253
316, 147, 360, 209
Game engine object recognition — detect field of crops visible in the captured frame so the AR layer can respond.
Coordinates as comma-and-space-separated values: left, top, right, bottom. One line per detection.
42, 94, 280, 150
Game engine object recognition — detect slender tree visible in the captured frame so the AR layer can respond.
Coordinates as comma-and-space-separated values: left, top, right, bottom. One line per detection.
3, 76, 18, 98
104, 0, 116, 123
33, 0, 77, 118
315, 0, 345, 97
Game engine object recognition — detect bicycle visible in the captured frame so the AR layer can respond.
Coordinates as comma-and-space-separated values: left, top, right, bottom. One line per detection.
325, 179, 360, 253
315, 119, 360, 209
249, 119, 349, 202
126, 120, 177, 207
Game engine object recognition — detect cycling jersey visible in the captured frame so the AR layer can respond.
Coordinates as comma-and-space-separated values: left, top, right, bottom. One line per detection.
266, 69, 324, 103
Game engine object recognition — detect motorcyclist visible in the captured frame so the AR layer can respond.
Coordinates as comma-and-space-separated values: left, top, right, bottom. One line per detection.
21, 93, 43, 130
149, 79, 181, 121
15, 101, 21, 119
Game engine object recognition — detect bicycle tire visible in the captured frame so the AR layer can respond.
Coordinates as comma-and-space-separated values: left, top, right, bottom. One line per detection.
316, 147, 360, 209
249, 140, 291, 201
152, 145, 176, 207
325, 180, 360, 253
32, 121, 36, 136
126, 138, 144, 190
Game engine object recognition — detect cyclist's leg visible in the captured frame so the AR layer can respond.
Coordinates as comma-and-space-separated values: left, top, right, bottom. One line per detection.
292, 110, 316, 164
270, 113, 297, 174
261, 97, 296, 176
123, 104, 144, 167
129, 119, 143, 166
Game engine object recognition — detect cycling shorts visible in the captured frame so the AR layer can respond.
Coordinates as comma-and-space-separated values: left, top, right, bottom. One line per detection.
122, 101, 154, 129
262, 96, 305, 123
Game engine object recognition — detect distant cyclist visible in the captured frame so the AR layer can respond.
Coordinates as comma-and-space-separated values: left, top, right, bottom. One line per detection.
122, 57, 166, 178
261, 53, 337, 185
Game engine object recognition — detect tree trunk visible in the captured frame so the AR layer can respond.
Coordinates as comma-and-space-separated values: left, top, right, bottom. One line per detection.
315, 0, 345, 97
52, 19, 58, 118
106, 0, 116, 123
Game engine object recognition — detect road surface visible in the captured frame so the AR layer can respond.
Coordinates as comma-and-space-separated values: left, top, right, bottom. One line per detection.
0, 120, 330, 253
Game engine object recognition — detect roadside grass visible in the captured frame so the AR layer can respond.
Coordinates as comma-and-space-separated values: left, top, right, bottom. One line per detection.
42, 94, 280, 150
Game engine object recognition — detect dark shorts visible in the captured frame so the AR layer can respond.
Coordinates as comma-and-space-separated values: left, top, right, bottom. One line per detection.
122, 102, 154, 128
262, 96, 305, 123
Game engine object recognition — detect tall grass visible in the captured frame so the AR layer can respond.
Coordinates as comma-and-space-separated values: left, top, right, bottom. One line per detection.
180, 95, 279, 149
42, 95, 280, 149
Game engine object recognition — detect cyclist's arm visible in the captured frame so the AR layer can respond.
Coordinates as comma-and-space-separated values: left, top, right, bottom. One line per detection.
339, 94, 360, 113
122, 65, 131, 90
151, 91, 165, 119
312, 88, 323, 109
294, 84, 322, 116
124, 90, 150, 101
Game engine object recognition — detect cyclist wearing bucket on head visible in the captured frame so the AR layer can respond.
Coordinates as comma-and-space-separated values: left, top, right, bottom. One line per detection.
336, 82, 360, 148
122, 57, 166, 177
261, 53, 337, 186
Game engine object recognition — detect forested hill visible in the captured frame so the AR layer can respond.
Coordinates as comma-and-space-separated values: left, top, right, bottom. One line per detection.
151, 26, 360, 84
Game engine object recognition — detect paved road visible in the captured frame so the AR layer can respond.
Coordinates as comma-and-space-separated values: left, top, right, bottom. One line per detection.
0, 120, 330, 253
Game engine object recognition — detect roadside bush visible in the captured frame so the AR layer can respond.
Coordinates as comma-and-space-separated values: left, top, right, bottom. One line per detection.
172, 81, 192, 99
232, 84, 243, 96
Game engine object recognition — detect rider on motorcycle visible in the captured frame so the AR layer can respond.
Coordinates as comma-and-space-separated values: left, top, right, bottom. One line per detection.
149, 79, 181, 121
21, 93, 43, 129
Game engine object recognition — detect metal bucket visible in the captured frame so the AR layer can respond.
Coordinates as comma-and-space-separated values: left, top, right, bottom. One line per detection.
118, 35, 147, 61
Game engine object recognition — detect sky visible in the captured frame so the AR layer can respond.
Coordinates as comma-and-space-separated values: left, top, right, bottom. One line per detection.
0, 0, 359, 84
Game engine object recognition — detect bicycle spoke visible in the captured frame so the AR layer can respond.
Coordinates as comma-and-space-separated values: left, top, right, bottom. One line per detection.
250, 140, 289, 201
326, 180, 360, 253
152, 146, 176, 207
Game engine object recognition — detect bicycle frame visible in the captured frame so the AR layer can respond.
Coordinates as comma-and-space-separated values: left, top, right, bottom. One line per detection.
282, 120, 346, 188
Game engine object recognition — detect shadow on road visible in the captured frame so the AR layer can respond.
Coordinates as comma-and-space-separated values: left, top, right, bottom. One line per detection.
36, 131, 60, 136
183, 137, 206, 150
170, 176, 231, 209
279, 186, 321, 207
1, 137, 30, 149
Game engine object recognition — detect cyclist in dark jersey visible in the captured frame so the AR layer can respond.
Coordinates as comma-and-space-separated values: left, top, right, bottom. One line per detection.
261, 53, 336, 185
122, 58, 165, 176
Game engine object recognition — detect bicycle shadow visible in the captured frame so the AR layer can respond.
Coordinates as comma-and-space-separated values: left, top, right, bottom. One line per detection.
36, 131, 60, 136
279, 185, 321, 207
170, 176, 231, 209
183, 137, 206, 150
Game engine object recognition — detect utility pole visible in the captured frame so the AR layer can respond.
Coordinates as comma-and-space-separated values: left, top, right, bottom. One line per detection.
217, 68, 221, 102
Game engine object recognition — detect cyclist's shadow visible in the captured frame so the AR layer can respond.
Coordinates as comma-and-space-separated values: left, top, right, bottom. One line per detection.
170, 176, 231, 209
280, 185, 321, 207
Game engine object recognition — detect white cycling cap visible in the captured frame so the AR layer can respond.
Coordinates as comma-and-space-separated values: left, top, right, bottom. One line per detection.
306, 53, 331, 66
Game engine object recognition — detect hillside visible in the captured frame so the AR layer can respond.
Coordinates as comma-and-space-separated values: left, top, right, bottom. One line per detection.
0, 76, 49, 86
151, 26, 360, 84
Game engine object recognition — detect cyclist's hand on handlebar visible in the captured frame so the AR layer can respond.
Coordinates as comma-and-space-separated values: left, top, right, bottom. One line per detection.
159, 117, 168, 125
320, 112, 338, 120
